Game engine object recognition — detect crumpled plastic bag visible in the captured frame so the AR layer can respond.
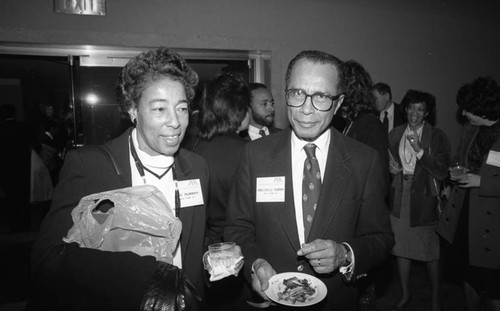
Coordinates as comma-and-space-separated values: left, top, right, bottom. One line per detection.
202, 247, 244, 282
206, 254, 244, 281
63, 185, 182, 264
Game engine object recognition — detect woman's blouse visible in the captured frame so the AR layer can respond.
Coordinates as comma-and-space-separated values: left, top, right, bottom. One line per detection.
399, 125, 423, 174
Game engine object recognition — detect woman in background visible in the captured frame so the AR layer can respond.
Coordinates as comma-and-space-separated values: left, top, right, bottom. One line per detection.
388, 89, 450, 311
192, 71, 250, 247
441, 76, 500, 311
191, 71, 251, 311
339, 60, 390, 311
340, 60, 390, 186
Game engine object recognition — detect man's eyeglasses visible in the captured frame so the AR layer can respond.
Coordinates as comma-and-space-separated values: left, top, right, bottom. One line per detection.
285, 89, 343, 111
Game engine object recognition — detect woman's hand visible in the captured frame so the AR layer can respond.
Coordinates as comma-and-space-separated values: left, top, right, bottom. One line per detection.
389, 158, 403, 175
456, 173, 481, 188
233, 245, 244, 276
406, 131, 422, 153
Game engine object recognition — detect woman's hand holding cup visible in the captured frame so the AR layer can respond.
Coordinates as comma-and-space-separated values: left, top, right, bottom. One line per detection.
449, 160, 468, 181
203, 242, 244, 281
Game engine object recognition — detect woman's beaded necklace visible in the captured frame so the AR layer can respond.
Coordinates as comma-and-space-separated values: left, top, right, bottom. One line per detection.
403, 127, 420, 165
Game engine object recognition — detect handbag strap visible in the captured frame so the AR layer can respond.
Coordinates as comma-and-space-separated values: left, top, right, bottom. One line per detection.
428, 146, 444, 215
432, 178, 443, 215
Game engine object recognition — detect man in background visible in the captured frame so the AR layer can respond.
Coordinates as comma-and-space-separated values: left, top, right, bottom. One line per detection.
240, 83, 280, 141
372, 82, 405, 133
40, 119, 64, 185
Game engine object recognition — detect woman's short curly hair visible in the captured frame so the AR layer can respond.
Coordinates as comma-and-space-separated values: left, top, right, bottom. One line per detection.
116, 47, 198, 112
456, 76, 500, 121
198, 71, 250, 140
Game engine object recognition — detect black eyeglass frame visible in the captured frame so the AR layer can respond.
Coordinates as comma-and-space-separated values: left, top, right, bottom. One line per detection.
284, 88, 344, 111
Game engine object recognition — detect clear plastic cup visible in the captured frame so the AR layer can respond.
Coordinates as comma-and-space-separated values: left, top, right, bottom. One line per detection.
450, 162, 468, 179
208, 242, 237, 269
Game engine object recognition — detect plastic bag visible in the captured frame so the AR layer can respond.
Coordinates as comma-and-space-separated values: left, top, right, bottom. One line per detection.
63, 185, 182, 264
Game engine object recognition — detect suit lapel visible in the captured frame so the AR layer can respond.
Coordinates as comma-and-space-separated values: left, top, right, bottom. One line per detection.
413, 123, 432, 178
308, 129, 352, 241
173, 150, 194, 258
265, 129, 301, 250
106, 128, 133, 187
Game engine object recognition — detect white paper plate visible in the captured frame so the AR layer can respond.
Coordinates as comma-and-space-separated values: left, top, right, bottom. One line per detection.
264, 272, 327, 307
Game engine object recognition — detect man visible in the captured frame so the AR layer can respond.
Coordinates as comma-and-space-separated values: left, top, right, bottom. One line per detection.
372, 82, 405, 133
224, 50, 394, 310
240, 83, 280, 141
39, 119, 64, 185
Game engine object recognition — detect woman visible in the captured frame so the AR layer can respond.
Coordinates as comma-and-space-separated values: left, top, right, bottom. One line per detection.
192, 71, 250, 247
30, 47, 209, 310
339, 60, 390, 311
191, 71, 250, 310
440, 77, 500, 311
388, 89, 450, 311
341, 60, 390, 186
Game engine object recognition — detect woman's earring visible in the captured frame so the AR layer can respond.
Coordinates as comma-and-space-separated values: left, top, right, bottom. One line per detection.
133, 118, 137, 126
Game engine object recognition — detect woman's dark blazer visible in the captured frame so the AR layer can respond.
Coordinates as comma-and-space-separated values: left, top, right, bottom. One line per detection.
192, 132, 247, 247
388, 122, 451, 227
439, 123, 500, 269
345, 112, 390, 186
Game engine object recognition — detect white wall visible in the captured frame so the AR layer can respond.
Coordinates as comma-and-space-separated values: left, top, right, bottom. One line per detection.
1, 0, 499, 150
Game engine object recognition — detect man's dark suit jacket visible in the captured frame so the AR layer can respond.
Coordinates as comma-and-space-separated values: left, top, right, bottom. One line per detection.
30, 128, 209, 311
239, 126, 281, 142
224, 127, 394, 311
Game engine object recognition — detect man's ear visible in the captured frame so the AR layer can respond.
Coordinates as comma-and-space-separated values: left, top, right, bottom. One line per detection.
333, 94, 345, 115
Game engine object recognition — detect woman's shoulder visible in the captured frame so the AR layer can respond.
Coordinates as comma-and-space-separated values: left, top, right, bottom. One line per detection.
355, 113, 386, 131
388, 124, 406, 139
64, 145, 109, 163
176, 148, 210, 182
197, 133, 246, 152
426, 123, 448, 139
178, 147, 207, 165
355, 112, 379, 123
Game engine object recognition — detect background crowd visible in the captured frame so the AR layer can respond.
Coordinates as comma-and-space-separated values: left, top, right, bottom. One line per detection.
1, 46, 499, 311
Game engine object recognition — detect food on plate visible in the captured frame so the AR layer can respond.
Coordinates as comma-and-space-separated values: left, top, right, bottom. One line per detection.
277, 276, 317, 304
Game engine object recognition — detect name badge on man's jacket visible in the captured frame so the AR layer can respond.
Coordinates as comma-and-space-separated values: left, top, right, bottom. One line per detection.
256, 177, 285, 202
